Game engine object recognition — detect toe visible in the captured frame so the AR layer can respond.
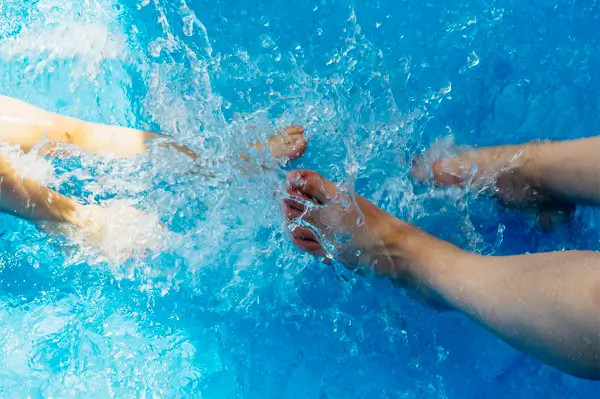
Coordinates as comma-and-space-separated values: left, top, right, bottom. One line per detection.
289, 139, 307, 160
293, 237, 325, 256
284, 125, 304, 136
290, 225, 318, 240
290, 226, 325, 255
284, 135, 308, 160
286, 170, 337, 205
283, 200, 304, 220
283, 198, 305, 212
268, 126, 308, 160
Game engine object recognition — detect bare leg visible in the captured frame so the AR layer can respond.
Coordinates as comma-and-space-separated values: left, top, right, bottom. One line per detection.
0, 95, 307, 161
283, 170, 600, 380
0, 152, 83, 225
0, 95, 154, 157
411, 136, 600, 207
0, 152, 166, 261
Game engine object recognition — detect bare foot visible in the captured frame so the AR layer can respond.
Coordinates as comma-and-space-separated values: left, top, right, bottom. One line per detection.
283, 170, 413, 279
282, 169, 482, 311
410, 141, 575, 229
249, 125, 306, 160
268, 125, 307, 160
242, 125, 308, 164
282, 170, 470, 309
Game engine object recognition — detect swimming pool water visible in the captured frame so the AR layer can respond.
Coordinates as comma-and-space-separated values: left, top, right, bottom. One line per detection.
0, 0, 600, 397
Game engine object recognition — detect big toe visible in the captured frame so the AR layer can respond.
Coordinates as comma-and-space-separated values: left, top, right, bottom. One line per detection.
286, 170, 338, 205
284, 125, 304, 136
289, 226, 325, 256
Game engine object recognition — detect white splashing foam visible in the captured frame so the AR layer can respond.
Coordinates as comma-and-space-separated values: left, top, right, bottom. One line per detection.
0, 22, 126, 77
0, 145, 56, 185
0, 0, 128, 79
0, 297, 204, 397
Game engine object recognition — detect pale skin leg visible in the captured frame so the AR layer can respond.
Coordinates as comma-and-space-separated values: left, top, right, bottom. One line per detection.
0, 94, 307, 252
282, 170, 600, 380
411, 136, 600, 209
0, 154, 84, 225
0, 94, 307, 160
0, 153, 165, 261
0, 95, 156, 157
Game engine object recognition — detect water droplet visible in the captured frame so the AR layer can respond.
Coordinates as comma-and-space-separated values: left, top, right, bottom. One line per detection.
467, 51, 480, 68
182, 15, 194, 37
149, 41, 162, 57
440, 81, 452, 95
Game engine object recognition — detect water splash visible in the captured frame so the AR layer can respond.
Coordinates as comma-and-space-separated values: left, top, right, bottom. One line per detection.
1, 0, 599, 397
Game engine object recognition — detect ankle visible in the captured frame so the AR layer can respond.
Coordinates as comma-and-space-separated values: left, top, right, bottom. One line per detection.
379, 219, 472, 287
373, 218, 437, 279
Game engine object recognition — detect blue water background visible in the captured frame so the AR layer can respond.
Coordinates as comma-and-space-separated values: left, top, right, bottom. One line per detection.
0, 0, 599, 397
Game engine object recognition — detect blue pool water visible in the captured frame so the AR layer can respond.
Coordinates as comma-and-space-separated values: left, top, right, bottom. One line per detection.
1, 0, 600, 397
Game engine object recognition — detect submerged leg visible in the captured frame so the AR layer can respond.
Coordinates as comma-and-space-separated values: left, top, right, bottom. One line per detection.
411, 136, 600, 207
